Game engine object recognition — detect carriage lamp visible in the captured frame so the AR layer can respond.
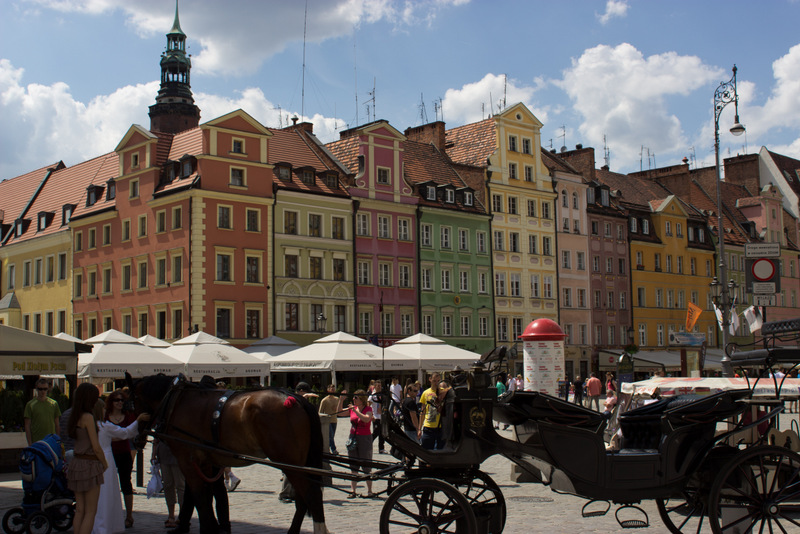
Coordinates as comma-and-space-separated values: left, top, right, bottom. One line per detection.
712, 65, 745, 378
317, 312, 327, 335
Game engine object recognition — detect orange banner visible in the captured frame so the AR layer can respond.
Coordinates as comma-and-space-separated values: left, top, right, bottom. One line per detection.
686, 302, 703, 331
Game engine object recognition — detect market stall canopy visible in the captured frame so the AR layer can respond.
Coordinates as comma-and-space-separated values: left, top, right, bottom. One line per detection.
242, 335, 299, 359
161, 331, 268, 378
622, 376, 800, 398
385, 333, 481, 372
79, 329, 184, 380
269, 331, 411, 372
138, 335, 172, 348
54, 332, 85, 343
0, 324, 90, 375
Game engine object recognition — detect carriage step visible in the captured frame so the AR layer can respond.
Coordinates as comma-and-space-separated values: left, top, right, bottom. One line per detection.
615, 505, 649, 529
581, 499, 610, 518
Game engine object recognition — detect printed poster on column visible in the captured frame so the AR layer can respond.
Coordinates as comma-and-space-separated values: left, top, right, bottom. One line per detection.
523, 340, 565, 396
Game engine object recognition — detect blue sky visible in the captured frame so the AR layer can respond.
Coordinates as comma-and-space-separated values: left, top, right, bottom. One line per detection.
2, 0, 800, 181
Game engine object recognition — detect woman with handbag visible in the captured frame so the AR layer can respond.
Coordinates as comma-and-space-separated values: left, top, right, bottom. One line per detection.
346, 390, 375, 499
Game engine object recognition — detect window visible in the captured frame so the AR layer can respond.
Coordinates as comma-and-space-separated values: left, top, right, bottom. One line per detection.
156, 257, 167, 286
130, 179, 139, 199
172, 254, 182, 284
542, 202, 551, 219
529, 235, 538, 254
543, 236, 552, 256
246, 256, 261, 283
655, 254, 662, 271
216, 307, 232, 338
563, 289, 573, 307
494, 231, 504, 251
531, 275, 540, 297
577, 252, 585, 271
593, 256, 600, 272
497, 318, 508, 342
356, 213, 369, 236
87, 270, 96, 296
122, 219, 131, 241
606, 257, 613, 273
218, 206, 232, 229
617, 224, 624, 240
573, 192, 579, 209
45, 256, 54, 283
74, 272, 82, 298
357, 261, 370, 285
637, 287, 645, 307
642, 220, 650, 234
509, 232, 520, 252
607, 291, 615, 309
562, 250, 571, 269
666, 255, 672, 273
102, 224, 111, 245
630, 217, 638, 233
459, 229, 469, 251
676, 223, 683, 237
137, 260, 148, 289
508, 197, 518, 214
377, 215, 390, 238
138, 214, 147, 237
422, 314, 433, 335
172, 206, 183, 230
522, 138, 532, 154
332, 217, 345, 240
508, 162, 517, 180
562, 190, 568, 208
359, 312, 371, 336
508, 135, 518, 151
310, 256, 322, 279
464, 191, 474, 206
618, 258, 625, 274
460, 271, 469, 292
282, 255, 298, 278
230, 168, 245, 187
657, 324, 665, 346
690, 257, 696, 275
309, 214, 322, 237
22, 260, 31, 287
594, 290, 602, 308
122, 264, 132, 291
492, 195, 503, 213
421, 268, 432, 290
479, 272, 488, 293
232, 139, 244, 154
377, 263, 390, 286
667, 290, 674, 309
216, 254, 232, 282
333, 258, 345, 281
284, 211, 298, 234
527, 200, 536, 217
172, 307, 183, 339
461, 316, 470, 337
677, 256, 684, 274
524, 165, 533, 182
246, 209, 260, 232
638, 323, 647, 346
636, 251, 643, 268
441, 269, 451, 291
377, 167, 390, 185
665, 221, 672, 236
441, 227, 451, 249
543, 276, 553, 299
426, 186, 436, 201
441, 315, 452, 336
6, 264, 15, 290
656, 289, 663, 308
399, 264, 411, 288
421, 224, 432, 246
445, 189, 455, 203
595, 325, 603, 346
479, 316, 489, 337
88, 228, 96, 249
398, 219, 410, 241
58, 253, 67, 280
591, 221, 599, 235
510, 273, 520, 297
477, 232, 487, 253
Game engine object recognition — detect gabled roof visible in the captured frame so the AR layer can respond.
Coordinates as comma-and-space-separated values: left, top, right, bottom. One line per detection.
595, 167, 671, 209
765, 149, 800, 197
542, 149, 580, 174
271, 127, 349, 198
0, 162, 63, 233
403, 140, 485, 214
325, 135, 360, 174
0, 292, 20, 310
445, 118, 496, 167
64, 153, 120, 222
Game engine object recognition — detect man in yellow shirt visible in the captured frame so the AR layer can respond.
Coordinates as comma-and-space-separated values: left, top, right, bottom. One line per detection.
418, 372, 443, 450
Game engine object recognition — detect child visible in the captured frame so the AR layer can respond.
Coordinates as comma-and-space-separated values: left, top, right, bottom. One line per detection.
603, 389, 617, 418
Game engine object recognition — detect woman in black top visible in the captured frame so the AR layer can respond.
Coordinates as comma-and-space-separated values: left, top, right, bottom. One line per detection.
400, 384, 420, 443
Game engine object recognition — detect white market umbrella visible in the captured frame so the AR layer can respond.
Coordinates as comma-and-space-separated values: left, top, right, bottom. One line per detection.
79, 329, 184, 380
138, 334, 172, 348
269, 331, 413, 374
243, 335, 299, 357
162, 331, 268, 379
385, 333, 481, 373
54, 332, 85, 343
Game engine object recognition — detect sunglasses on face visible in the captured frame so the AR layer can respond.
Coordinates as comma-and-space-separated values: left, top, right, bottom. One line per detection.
112, 398, 124, 402
36, 388, 48, 391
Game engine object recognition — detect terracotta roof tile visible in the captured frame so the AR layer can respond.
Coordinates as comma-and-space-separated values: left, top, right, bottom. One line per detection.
271, 128, 349, 197
445, 118, 496, 167
167, 128, 202, 161
65, 153, 120, 221
324, 135, 360, 174
766, 150, 800, 197
541, 149, 580, 174
0, 162, 63, 227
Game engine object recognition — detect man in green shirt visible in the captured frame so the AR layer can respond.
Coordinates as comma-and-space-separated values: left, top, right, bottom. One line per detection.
24, 378, 61, 445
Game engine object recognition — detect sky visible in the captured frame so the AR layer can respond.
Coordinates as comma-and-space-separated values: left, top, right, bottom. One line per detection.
2, 0, 800, 182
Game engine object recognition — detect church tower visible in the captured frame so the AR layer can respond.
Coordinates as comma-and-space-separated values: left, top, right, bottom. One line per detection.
148, 1, 201, 134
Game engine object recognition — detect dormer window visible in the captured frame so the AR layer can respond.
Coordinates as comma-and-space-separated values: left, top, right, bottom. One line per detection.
131, 153, 139, 169
464, 191, 473, 206
301, 170, 314, 185
586, 188, 595, 204
630, 217, 638, 233
445, 189, 455, 203
62, 205, 75, 226
325, 173, 338, 189
642, 220, 650, 234
277, 166, 291, 181
600, 189, 609, 206
86, 185, 104, 207
181, 158, 193, 178
426, 186, 436, 201
15, 219, 24, 237
106, 179, 116, 200
38, 213, 47, 231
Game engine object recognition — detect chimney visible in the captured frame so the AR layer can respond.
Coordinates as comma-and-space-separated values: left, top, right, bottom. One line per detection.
404, 121, 446, 150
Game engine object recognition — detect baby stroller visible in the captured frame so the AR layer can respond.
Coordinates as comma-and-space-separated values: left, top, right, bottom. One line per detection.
2, 434, 74, 534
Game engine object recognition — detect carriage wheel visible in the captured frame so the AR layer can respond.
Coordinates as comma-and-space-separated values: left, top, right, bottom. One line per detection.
656, 486, 710, 533
2, 508, 26, 534
708, 445, 800, 534
24, 512, 52, 534
452, 471, 506, 533
48, 505, 73, 532
379, 478, 477, 534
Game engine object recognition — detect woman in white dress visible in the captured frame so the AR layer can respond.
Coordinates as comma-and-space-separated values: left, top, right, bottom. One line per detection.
92, 410, 149, 534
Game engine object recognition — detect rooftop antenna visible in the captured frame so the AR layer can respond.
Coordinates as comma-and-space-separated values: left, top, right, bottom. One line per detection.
560, 125, 567, 153
353, 30, 359, 127
689, 146, 696, 169
547, 139, 553, 150
434, 97, 444, 122
603, 134, 610, 168
418, 93, 429, 124
365, 78, 376, 122
272, 105, 283, 128
301, 0, 308, 119
481, 103, 485, 120
489, 92, 494, 116
640, 145, 645, 171
503, 73, 507, 111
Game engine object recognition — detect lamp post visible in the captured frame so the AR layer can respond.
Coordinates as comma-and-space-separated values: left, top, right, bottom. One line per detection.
316, 312, 327, 336
712, 65, 745, 377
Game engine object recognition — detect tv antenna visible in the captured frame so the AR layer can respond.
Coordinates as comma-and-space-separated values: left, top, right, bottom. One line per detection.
365, 78, 376, 122
603, 134, 610, 168
418, 93, 428, 124
560, 125, 566, 152
301, 0, 308, 119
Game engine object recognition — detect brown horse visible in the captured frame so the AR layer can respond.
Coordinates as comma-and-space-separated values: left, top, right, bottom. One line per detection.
128, 374, 328, 534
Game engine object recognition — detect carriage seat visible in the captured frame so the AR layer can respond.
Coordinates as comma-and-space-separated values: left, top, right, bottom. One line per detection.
495, 391, 607, 431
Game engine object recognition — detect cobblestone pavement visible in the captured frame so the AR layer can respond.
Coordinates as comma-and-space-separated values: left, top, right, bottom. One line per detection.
4, 412, 797, 534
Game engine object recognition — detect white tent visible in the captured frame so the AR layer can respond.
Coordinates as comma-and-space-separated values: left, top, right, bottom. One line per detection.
269, 331, 414, 379
54, 332, 85, 343
79, 329, 184, 380
138, 335, 172, 349
161, 331, 268, 379
0, 324, 90, 376
385, 333, 481, 374
243, 335, 299, 358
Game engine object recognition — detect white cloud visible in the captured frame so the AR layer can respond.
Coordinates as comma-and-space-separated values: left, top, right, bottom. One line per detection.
557, 43, 722, 171
597, 0, 629, 25
441, 73, 544, 126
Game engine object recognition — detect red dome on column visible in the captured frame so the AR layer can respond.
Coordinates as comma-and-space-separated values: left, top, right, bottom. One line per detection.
520, 318, 566, 341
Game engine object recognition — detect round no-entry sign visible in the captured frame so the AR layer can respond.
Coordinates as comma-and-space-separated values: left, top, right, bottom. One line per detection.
751, 258, 776, 281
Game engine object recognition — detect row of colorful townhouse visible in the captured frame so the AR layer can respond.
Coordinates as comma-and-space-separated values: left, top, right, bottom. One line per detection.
2, 9, 800, 379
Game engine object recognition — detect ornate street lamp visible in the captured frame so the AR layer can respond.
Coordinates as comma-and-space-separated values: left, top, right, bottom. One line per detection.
711, 65, 745, 377
316, 312, 327, 335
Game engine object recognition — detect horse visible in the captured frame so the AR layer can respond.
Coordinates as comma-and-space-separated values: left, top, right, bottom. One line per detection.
127, 374, 328, 534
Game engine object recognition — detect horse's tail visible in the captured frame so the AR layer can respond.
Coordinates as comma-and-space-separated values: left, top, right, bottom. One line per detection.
299, 396, 323, 470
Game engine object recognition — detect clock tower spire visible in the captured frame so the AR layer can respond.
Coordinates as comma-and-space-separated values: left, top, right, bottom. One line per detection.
149, 0, 201, 134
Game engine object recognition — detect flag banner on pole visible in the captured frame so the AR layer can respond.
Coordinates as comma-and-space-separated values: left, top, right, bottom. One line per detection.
713, 303, 723, 332
729, 309, 740, 336
686, 302, 703, 331
743, 306, 763, 333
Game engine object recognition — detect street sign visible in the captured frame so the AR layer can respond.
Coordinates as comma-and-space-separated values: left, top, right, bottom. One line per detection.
745, 243, 781, 258
745, 258, 781, 294
754, 294, 777, 306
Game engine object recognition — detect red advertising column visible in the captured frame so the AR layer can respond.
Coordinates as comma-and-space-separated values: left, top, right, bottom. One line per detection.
520, 318, 566, 395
